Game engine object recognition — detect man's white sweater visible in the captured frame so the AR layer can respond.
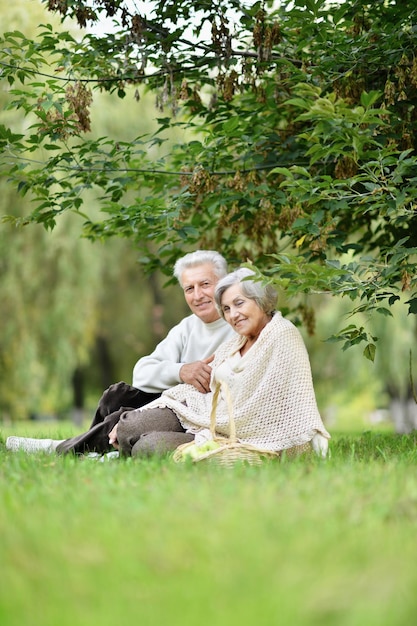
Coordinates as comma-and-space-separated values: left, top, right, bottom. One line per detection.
132, 314, 235, 393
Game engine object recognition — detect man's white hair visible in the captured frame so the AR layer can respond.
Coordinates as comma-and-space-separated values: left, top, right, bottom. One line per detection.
173, 250, 228, 286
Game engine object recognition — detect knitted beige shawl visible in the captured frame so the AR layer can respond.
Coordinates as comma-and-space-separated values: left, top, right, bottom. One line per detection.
141, 312, 330, 452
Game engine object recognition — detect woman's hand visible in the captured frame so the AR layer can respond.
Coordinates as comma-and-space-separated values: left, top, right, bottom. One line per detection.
109, 424, 119, 449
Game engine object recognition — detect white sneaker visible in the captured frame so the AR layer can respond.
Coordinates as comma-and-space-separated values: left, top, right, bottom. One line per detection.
100, 451, 119, 461
86, 451, 119, 461
311, 433, 330, 458
6, 436, 65, 454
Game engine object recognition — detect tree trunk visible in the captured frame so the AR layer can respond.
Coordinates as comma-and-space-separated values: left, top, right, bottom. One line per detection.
147, 272, 167, 342
71, 367, 85, 426
95, 335, 115, 390
389, 397, 417, 434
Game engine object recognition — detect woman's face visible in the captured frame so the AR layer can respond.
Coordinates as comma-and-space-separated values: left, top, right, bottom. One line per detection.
220, 283, 271, 340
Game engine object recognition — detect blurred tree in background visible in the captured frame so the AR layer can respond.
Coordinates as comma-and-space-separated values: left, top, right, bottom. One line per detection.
0, 0, 185, 421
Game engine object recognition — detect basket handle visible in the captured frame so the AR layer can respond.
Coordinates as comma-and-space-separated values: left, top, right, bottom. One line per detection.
209, 381, 237, 443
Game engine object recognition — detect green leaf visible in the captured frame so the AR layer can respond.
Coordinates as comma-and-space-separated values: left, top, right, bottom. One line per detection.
363, 343, 376, 362
406, 298, 417, 315
222, 117, 240, 133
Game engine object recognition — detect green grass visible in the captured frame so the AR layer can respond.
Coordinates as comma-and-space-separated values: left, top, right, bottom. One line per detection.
1, 423, 417, 626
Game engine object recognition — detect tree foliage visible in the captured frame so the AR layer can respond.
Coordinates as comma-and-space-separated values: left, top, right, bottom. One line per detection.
1, 0, 417, 357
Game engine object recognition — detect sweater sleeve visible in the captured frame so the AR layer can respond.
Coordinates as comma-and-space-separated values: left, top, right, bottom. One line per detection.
132, 321, 187, 392
132, 315, 235, 393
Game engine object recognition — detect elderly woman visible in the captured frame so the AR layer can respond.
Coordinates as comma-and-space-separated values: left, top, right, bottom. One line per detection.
111, 268, 330, 458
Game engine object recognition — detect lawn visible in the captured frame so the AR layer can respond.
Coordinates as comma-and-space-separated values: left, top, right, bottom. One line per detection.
1, 423, 417, 626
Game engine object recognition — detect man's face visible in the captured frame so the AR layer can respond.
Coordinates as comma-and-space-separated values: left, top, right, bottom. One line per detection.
181, 263, 221, 323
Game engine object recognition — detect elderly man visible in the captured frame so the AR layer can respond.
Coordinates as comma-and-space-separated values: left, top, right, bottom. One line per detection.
6, 250, 236, 455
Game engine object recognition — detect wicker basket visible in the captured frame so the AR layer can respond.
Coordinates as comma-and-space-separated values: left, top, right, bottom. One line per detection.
172, 382, 279, 467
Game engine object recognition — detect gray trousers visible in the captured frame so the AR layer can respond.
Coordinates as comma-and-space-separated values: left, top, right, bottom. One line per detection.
117, 407, 194, 457
56, 382, 162, 455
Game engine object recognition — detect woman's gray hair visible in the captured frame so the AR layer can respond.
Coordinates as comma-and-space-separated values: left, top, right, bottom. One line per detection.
214, 268, 278, 317
173, 250, 228, 286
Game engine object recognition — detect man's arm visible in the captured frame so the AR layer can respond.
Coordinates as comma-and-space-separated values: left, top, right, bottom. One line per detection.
133, 315, 234, 394
132, 316, 215, 393
134, 350, 214, 394
132, 326, 187, 393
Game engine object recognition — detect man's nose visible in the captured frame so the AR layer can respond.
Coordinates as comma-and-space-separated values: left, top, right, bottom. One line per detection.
194, 286, 203, 299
